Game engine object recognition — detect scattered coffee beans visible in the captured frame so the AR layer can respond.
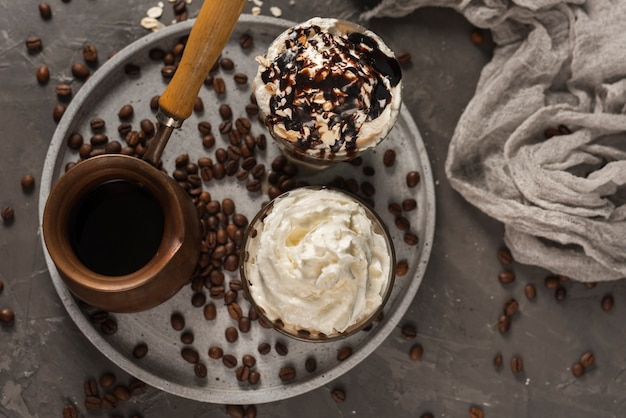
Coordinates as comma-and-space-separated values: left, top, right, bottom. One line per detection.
469, 406, 485, 418
132, 343, 148, 359
580, 351, 595, 369
601, 294, 614, 312
225, 326, 239, 343
278, 366, 296, 382
239, 33, 253, 49
524, 284, 537, 300
497, 247, 513, 265
20, 174, 35, 191
25, 36, 43, 52
257, 342, 271, 355
397, 51, 412, 65
498, 271, 515, 284
470, 29, 484, 46
83, 44, 98, 63
510, 355, 524, 373
99, 372, 115, 388
275, 341, 288, 356
406, 171, 421, 187
71, 63, 90, 80
62, 404, 77, 418
409, 344, 423, 361
170, 312, 185, 331
396, 260, 409, 276
493, 352, 503, 369
401, 324, 417, 340
305, 357, 317, 373
36, 65, 50, 84
181, 347, 200, 364
0, 308, 15, 324
38, 3, 52, 20
497, 314, 510, 334
571, 362, 584, 378
331, 389, 346, 402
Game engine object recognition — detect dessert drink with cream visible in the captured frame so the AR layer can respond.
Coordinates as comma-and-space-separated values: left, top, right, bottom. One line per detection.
253, 17, 402, 168
240, 187, 395, 340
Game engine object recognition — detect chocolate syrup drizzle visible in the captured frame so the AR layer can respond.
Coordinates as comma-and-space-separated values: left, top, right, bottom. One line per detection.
261, 24, 402, 156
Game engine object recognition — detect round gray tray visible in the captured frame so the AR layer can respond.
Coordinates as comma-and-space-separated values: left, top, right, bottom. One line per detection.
38, 15, 435, 404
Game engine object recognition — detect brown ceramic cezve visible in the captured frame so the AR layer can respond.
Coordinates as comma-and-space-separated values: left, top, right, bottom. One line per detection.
41, 0, 247, 313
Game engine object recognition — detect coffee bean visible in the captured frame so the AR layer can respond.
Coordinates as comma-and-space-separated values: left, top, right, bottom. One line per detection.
84, 396, 102, 410
102, 393, 117, 410
53, 104, 67, 122
524, 284, 537, 300
275, 342, 288, 356
395, 215, 410, 231
396, 51, 412, 65
235, 118, 251, 134
258, 342, 271, 355
181, 347, 199, 364
572, 362, 585, 378
279, 366, 296, 382
402, 198, 417, 212
99, 372, 115, 388
25, 36, 42, 52
503, 298, 519, 316
101, 317, 117, 335
383, 149, 396, 166
406, 171, 421, 187
497, 314, 510, 334
124, 63, 140, 76
208, 346, 223, 359
132, 343, 148, 359
140, 119, 155, 137
220, 57, 235, 70
218, 104, 233, 121
90, 134, 108, 146
38, 3, 52, 19
19, 174, 35, 192
194, 362, 208, 378
234, 73, 248, 84
82, 44, 98, 63
361, 181, 375, 197
331, 389, 346, 402
305, 357, 317, 373
497, 247, 513, 265
239, 34, 253, 49
84, 378, 98, 396
498, 271, 515, 284
71, 62, 90, 80
116, 104, 134, 120
396, 260, 409, 276
89, 310, 108, 324
493, 352, 503, 369
226, 404, 244, 418
510, 355, 524, 373
420, 413, 434, 418
238, 316, 251, 333
245, 103, 259, 116
171, 312, 185, 330
580, 351, 595, 369
55, 83, 72, 99
469, 406, 484, 418
222, 354, 237, 368
36, 65, 50, 84
404, 231, 419, 246
401, 324, 417, 339
227, 303, 243, 320
181, 331, 194, 345
544, 275, 559, 289
247, 371, 261, 386
128, 378, 146, 396
0, 280, 3, 294
409, 344, 423, 361
601, 294, 614, 311
192, 292, 206, 307
62, 405, 77, 418
213, 77, 226, 95
161, 65, 176, 78
225, 326, 238, 343
246, 179, 262, 192
337, 346, 352, 361
236, 365, 251, 382
555, 286, 567, 302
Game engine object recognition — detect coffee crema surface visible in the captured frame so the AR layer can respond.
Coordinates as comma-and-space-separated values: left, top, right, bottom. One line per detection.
253, 17, 402, 163
243, 187, 392, 336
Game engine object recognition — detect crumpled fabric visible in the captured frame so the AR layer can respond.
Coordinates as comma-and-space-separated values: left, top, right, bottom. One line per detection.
363, 0, 626, 281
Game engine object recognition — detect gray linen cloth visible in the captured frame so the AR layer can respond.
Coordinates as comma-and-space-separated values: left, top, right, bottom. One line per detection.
363, 0, 626, 281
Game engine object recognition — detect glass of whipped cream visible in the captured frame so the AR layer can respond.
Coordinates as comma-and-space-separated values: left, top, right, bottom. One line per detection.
252, 17, 403, 170
240, 186, 396, 341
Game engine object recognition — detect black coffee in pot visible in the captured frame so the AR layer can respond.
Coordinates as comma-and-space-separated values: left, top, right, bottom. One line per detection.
68, 180, 164, 276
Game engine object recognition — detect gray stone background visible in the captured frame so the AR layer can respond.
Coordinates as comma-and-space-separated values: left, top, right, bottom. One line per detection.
1, 0, 625, 417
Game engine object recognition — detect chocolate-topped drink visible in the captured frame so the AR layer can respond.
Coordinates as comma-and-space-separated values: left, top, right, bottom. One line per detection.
253, 17, 402, 169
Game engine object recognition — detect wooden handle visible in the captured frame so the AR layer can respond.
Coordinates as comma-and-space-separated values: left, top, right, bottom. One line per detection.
159, 0, 246, 121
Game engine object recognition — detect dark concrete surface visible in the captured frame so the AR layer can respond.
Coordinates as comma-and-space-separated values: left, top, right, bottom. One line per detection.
1, 1, 625, 417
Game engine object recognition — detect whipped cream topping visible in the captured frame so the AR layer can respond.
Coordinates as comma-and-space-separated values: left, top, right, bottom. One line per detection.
253, 17, 402, 161
243, 188, 392, 336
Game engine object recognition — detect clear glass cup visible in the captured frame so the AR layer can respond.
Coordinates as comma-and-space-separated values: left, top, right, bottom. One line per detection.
252, 17, 403, 171
239, 186, 396, 342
